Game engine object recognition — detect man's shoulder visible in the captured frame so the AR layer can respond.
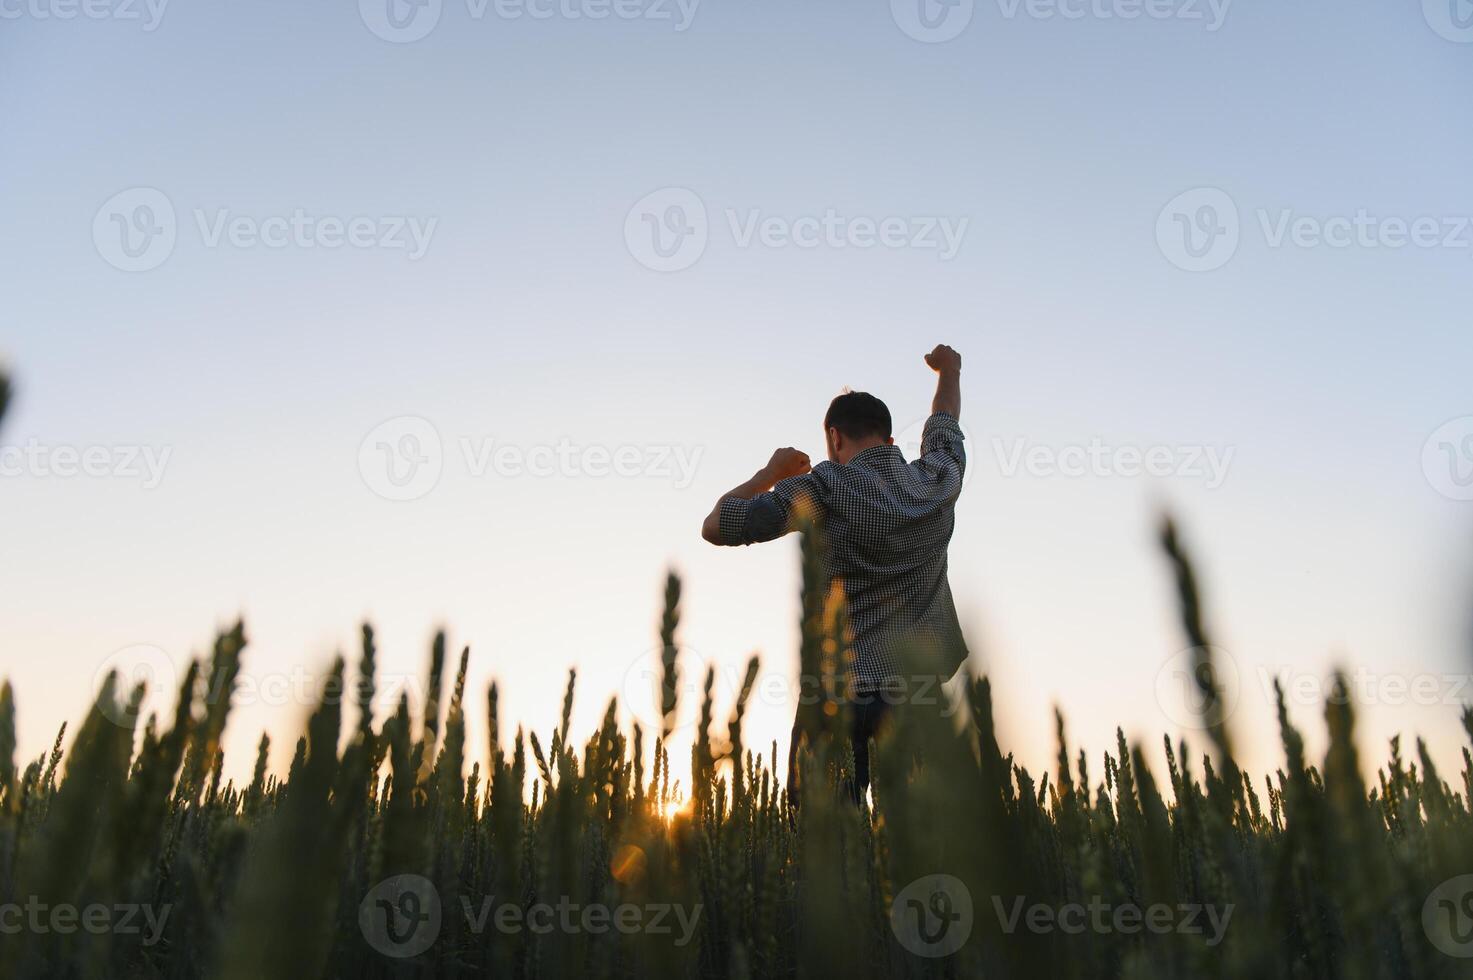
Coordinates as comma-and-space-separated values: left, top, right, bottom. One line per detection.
794, 460, 841, 496
810, 456, 881, 484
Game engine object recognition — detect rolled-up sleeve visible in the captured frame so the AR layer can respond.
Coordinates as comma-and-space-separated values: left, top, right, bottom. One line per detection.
918, 412, 966, 482
716, 473, 825, 546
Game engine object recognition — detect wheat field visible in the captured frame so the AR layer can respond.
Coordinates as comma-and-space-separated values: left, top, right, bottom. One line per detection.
0, 501, 1471, 979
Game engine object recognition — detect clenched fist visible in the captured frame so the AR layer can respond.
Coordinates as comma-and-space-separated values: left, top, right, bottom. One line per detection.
764, 447, 812, 482
925, 344, 961, 375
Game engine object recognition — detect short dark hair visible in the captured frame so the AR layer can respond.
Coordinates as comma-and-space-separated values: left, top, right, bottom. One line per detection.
824, 390, 891, 441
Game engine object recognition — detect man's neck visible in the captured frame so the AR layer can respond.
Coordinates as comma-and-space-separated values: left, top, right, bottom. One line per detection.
838, 439, 890, 465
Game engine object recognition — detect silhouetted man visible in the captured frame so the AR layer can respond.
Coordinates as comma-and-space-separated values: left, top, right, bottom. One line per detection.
702, 345, 968, 801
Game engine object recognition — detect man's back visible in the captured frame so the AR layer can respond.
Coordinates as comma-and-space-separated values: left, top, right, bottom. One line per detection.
717, 411, 968, 688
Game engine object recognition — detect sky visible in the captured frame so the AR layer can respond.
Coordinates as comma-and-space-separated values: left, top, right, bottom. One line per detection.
1, 0, 1472, 794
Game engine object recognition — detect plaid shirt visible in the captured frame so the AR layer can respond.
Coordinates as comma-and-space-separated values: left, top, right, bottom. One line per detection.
718, 412, 968, 687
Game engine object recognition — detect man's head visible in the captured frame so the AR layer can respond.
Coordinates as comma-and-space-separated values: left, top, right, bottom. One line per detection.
824, 390, 893, 464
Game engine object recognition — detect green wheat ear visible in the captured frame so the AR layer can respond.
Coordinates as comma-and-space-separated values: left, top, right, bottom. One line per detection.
0, 682, 15, 812
659, 570, 681, 745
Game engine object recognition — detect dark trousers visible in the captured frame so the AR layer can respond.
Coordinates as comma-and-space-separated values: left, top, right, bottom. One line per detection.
787, 688, 891, 806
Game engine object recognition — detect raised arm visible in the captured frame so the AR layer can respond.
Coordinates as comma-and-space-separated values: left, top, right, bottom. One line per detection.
701, 448, 812, 545
925, 344, 962, 419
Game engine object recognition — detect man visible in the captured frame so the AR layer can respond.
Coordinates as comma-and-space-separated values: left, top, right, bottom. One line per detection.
701, 344, 968, 801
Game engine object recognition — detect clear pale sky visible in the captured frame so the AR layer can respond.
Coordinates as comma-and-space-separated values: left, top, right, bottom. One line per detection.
2, 0, 1472, 791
